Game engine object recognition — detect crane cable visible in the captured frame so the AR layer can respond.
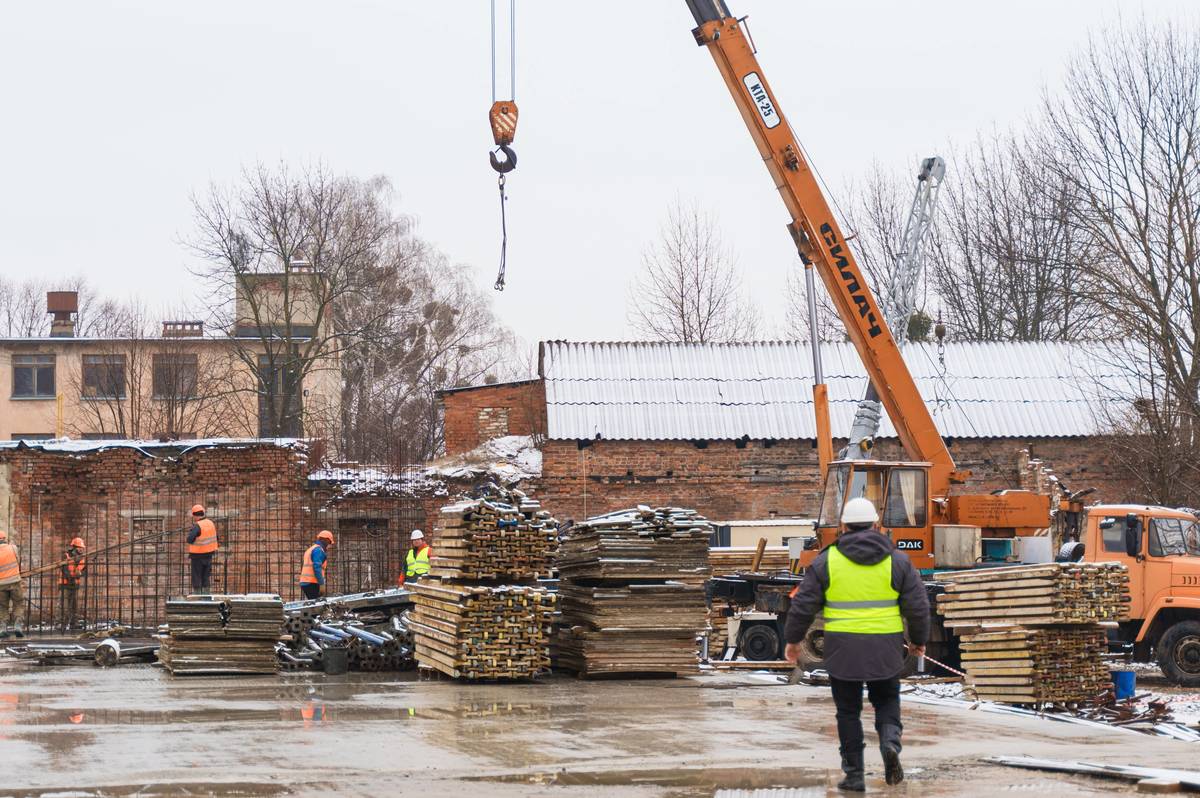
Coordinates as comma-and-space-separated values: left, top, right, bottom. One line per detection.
489, 0, 517, 291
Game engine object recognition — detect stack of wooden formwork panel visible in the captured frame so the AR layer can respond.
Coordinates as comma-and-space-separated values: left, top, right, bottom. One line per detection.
935, 563, 1130, 704
556, 506, 712, 677
157, 594, 284, 675
410, 488, 557, 680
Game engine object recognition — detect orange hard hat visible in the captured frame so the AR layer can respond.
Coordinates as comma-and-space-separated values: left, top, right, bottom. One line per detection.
317, 530, 335, 544
190, 504, 205, 515
70, 537, 85, 549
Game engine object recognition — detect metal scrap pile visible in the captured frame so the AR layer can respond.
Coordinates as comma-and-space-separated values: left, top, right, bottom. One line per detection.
935, 563, 1131, 705
278, 588, 415, 673
158, 595, 284, 676
555, 506, 711, 678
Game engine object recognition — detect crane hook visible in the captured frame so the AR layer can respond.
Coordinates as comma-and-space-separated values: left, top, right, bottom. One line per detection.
490, 143, 517, 174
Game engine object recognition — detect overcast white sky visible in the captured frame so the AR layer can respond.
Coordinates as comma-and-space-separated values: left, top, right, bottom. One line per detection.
0, 1, 1192, 350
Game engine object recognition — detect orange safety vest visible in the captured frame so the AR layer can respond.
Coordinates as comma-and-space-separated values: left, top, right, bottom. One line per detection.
299, 544, 328, 585
60, 555, 86, 587
189, 518, 218, 555
0, 544, 18, 585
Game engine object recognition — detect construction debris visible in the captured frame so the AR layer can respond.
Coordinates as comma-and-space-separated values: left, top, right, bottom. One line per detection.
709, 546, 790, 575
958, 626, 1110, 703
556, 506, 711, 678
410, 582, 555, 679
983, 756, 1200, 791
157, 595, 284, 676
430, 490, 557, 580
3, 641, 158, 666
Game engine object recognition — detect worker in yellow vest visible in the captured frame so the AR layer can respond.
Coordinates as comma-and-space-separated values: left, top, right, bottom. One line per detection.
0, 530, 23, 639
299, 530, 335, 600
783, 498, 929, 792
402, 529, 431, 585
186, 504, 218, 595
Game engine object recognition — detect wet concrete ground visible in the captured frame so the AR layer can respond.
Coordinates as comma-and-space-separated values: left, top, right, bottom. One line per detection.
0, 660, 1195, 797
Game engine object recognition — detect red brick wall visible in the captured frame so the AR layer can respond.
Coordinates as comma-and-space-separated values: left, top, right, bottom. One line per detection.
531, 436, 1132, 525
440, 381, 546, 455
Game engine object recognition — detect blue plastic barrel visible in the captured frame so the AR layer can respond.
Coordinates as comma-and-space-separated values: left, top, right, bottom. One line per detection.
1111, 669, 1136, 700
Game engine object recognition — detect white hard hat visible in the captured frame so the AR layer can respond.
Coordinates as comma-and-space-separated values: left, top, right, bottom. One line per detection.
842, 497, 879, 525
410, 529, 424, 541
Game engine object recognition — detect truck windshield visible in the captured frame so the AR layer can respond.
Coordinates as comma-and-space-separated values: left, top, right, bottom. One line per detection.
1150, 518, 1200, 557
818, 465, 849, 527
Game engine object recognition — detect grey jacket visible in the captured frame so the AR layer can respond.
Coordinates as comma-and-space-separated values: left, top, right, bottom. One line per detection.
784, 528, 930, 681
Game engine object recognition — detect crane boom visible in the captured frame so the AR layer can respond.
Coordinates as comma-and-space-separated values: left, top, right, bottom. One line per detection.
685, 2, 961, 491
846, 156, 946, 459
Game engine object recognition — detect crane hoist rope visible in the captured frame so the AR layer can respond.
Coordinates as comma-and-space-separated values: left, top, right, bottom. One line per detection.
489, 0, 517, 291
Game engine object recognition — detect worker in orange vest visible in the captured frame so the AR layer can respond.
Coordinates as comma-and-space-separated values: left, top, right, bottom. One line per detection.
0, 530, 24, 639
59, 537, 86, 632
299, 530, 335, 600
186, 504, 218, 595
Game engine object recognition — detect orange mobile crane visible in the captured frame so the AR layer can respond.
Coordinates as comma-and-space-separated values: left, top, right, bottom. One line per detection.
685, 1, 1049, 570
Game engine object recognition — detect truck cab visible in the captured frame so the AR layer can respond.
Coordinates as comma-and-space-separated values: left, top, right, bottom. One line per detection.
1083, 504, 1200, 685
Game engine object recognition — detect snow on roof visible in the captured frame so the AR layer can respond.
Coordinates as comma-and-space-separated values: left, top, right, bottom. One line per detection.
538, 340, 1132, 441
0, 437, 305, 459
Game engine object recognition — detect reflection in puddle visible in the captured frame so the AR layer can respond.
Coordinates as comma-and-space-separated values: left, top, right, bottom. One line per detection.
471, 765, 829, 794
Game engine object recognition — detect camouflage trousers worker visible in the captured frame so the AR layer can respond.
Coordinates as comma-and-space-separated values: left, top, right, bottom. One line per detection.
0, 583, 24, 632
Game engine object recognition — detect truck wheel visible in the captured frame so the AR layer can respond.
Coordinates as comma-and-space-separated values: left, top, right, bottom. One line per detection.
739, 623, 781, 662
1156, 620, 1200, 687
797, 626, 825, 671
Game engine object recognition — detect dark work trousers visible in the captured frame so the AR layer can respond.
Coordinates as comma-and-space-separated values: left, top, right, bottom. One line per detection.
829, 676, 902, 754
300, 583, 321, 600
190, 553, 213, 593
60, 586, 79, 631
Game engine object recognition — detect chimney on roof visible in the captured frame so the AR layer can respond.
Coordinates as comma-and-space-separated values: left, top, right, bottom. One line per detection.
162, 320, 204, 338
46, 291, 78, 338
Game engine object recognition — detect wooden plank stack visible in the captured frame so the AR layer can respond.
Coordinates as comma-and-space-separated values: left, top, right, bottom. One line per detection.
959, 626, 1110, 703
936, 563, 1130, 628
430, 491, 557, 581
410, 582, 555, 679
556, 506, 712, 677
157, 594, 284, 676
412, 486, 559, 680
934, 563, 1130, 704
709, 546, 790, 574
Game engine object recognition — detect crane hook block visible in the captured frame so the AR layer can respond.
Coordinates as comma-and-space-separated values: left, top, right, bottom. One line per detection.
490, 143, 517, 174
489, 100, 518, 146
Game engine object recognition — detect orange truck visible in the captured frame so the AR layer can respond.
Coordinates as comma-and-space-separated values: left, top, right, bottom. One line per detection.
1071, 506, 1200, 685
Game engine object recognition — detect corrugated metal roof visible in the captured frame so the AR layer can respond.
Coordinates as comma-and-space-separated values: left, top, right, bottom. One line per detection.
539, 340, 1129, 441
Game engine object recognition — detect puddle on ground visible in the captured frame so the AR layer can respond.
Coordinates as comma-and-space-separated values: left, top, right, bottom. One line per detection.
470, 765, 829, 796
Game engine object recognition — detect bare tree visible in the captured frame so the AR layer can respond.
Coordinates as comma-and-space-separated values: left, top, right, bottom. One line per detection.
931, 132, 1101, 342
1042, 21, 1200, 503
627, 199, 760, 342
189, 164, 401, 441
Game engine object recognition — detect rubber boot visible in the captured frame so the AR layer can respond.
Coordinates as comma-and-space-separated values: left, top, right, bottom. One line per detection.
837, 748, 865, 792
880, 724, 904, 785
12, 624, 24, 639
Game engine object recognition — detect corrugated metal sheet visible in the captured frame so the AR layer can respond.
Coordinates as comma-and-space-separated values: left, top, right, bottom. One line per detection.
539, 340, 1130, 441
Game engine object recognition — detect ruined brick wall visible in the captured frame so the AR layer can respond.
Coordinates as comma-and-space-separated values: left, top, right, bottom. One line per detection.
440, 380, 546, 456
532, 436, 1133, 525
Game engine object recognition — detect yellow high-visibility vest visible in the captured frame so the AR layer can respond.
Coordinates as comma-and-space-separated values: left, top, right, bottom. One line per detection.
822, 545, 902, 634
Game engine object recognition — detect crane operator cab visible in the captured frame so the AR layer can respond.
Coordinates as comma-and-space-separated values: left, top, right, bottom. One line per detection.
811, 460, 934, 568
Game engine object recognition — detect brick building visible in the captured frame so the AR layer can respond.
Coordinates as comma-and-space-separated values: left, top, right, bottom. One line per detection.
440, 340, 1135, 525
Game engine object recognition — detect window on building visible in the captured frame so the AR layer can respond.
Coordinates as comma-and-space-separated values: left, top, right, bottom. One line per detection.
257, 354, 302, 437
12, 354, 55, 398
152, 354, 198, 399
10, 432, 54, 441
80, 432, 118, 440
82, 354, 126, 399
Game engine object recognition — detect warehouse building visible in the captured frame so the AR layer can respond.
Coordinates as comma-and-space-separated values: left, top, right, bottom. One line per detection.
440, 340, 1134, 525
